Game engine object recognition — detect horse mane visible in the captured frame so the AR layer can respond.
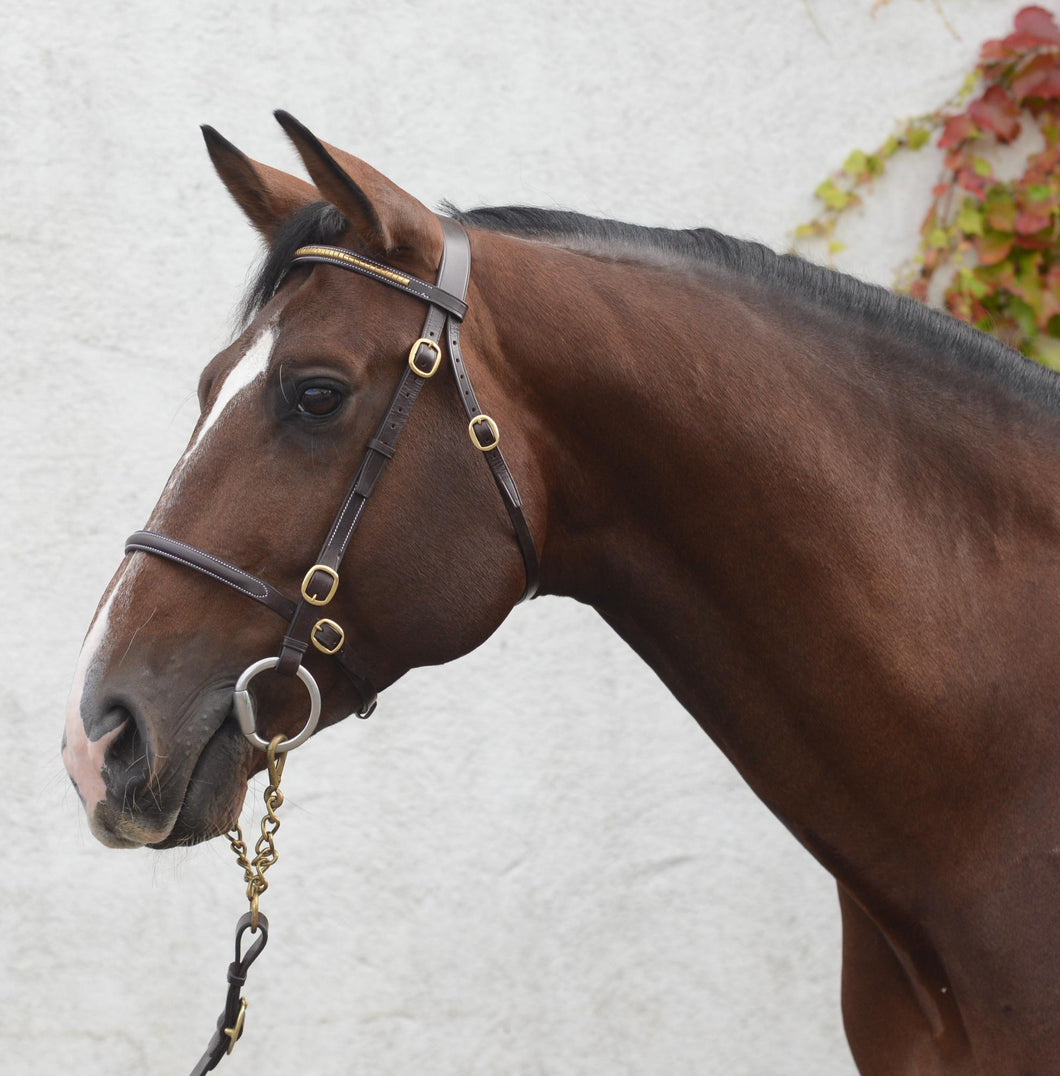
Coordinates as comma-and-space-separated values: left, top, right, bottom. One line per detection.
244, 200, 1060, 416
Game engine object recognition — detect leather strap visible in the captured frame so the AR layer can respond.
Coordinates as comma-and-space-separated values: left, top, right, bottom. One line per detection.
125, 532, 297, 620
187, 912, 268, 1076
274, 223, 469, 675
289, 245, 468, 319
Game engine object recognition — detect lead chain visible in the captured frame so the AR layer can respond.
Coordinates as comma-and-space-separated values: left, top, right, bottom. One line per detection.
227, 734, 287, 931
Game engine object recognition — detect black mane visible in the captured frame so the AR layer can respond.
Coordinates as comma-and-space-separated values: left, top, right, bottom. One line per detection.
245, 200, 1060, 415
449, 203, 1060, 415
242, 200, 347, 321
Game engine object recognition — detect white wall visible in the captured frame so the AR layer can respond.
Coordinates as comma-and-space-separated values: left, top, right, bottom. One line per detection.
1, 2, 1027, 1073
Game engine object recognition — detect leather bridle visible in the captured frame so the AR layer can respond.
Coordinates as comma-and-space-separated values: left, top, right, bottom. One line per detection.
125, 216, 539, 742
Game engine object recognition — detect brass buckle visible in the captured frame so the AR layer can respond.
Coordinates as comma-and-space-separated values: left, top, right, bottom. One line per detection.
408, 337, 442, 378
224, 997, 248, 1054
311, 618, 345, 655
468, 414, 500, 451
301, 564, 339, 605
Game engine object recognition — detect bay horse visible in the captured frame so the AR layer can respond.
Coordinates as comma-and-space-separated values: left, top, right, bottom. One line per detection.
62, 112, 1060, 1074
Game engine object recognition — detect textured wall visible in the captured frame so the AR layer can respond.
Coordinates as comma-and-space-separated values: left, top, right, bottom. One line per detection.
2, 2, 1027, 1073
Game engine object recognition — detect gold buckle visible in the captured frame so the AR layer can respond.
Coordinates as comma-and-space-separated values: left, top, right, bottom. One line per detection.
301, 564, 339, 605
224, 996, 248, 1054
311, 618, 345, 655
468, 414, 500, 451
408, 337, 442, 378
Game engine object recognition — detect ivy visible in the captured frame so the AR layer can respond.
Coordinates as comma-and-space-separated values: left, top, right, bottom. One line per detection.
796, 6, 1060, 369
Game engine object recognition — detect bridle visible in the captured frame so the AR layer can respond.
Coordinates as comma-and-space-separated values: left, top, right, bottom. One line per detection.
125, 216, 539, 748
127, 216, 539, 1072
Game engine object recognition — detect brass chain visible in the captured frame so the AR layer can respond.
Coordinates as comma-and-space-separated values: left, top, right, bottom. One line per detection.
226, 734, 288, 931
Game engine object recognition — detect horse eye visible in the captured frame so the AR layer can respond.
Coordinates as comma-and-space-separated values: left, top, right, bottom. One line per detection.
296, 385, 342, 417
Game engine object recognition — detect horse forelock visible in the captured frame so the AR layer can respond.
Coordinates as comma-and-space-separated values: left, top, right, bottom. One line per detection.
242, 201, 347, 322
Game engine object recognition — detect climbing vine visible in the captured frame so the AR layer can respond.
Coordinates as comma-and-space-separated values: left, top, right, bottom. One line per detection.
796, 6, 1060, 368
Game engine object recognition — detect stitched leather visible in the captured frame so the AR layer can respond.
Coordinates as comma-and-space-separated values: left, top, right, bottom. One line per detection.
125, 532, 298, 620
288, 248, 468, 319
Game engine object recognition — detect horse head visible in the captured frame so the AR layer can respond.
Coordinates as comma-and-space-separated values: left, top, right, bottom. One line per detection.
63, 113, 540, 849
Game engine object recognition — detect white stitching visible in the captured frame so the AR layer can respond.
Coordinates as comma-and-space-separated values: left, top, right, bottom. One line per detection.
127, 536, 272, 603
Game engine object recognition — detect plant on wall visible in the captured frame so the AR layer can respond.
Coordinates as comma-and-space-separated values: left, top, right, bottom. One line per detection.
797, 6, 1060, 368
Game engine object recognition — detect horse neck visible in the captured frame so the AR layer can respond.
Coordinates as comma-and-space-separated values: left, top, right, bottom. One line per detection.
470, 228, 1060, 893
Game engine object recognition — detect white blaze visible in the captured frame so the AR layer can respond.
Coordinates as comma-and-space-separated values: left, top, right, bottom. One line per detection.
62, 583, 124, 813
63, 324, 276, 813
187, 323, 275, 459
149, 323, 276, 524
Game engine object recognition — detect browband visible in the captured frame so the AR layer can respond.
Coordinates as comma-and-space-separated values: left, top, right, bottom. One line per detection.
289, 245, 469, 319
126, 216, 539, 723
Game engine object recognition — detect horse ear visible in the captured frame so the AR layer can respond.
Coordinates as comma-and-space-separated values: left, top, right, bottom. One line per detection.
273, 110, 443, 272
201, 125, 319, 242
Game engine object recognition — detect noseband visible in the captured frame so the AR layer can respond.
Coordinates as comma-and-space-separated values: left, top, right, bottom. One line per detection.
125, 216, 539, 742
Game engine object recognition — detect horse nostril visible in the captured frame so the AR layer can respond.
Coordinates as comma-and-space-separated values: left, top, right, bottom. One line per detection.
99, 703, 152, 792
83, 701, 127, 744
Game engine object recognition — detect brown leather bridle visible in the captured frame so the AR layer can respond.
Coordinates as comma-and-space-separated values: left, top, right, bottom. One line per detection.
125, 216, 539, 742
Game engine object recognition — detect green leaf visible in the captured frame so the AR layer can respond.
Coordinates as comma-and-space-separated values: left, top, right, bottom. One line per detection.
880, 135, 901, 159
794, 222, 824, 239
928, 227, 951, 249
960, 269, 990, 299
815, 178, 853, 210
906, 126, 931, 150
1025, 184, 1052, 203
985, 190, 1016, 231
972, 157, 993, 177
1031, 335, 1060, 372
1008, 297, 1038, 339
956, 201, 985, 236
828, 239, 847, 255
975, 230, 1014, 266
843, 149, 868, 176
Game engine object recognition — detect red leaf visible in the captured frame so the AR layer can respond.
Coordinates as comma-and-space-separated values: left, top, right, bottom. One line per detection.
1015, 66, 1058, 101
1040, 282, 1060, 324
1012, 5, 1060, 46
946, 291, 972, 320
968, 85, 1022, 143
975, 232, 1014, 265
1017, 234, 1054, 251
1012, 56, 1060, 101
981, 38, 1016, 62
944, 148, 969, 171
939, 113, 977, 148
1004, 32, 1060, 51
957, 169, 988, 200
932, 182, 951, 199
1015, 208, 1052, 234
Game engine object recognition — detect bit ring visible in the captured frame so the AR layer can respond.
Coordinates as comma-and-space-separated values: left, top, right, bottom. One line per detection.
233, 657, 321, 752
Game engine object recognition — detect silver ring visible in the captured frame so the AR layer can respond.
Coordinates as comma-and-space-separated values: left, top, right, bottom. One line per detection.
233, 657, 321, 753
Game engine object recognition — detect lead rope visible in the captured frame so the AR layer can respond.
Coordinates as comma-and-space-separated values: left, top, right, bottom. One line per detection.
188, 735, 289, 1075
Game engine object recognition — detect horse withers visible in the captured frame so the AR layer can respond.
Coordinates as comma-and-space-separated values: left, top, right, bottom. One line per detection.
64, 113, 1060, 1073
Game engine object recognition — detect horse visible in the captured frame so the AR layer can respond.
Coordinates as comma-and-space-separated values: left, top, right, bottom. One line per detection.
61, 111, 1060, 1074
